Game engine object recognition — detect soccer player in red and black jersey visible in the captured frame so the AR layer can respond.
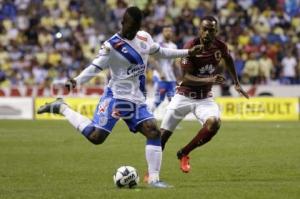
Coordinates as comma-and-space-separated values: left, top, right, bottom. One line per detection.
160, 16, 249, 173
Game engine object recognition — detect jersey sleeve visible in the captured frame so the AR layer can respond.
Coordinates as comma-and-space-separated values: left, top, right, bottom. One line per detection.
138, 31, 160, 54
91, 41, 111, 70
220, 42, 231, 59
150, 41, 160, 54
180, 40, 194, 73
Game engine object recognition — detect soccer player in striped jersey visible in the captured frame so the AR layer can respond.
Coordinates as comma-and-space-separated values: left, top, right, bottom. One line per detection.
37, 6, 202, 188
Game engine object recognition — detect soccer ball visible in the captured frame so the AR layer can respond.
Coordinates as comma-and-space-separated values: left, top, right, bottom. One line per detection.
113, 166, 139, 188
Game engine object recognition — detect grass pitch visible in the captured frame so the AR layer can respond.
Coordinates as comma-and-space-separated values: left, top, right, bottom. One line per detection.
0, 120, 299, 199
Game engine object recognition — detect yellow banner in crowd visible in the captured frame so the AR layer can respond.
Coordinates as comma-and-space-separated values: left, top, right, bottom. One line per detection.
35, 97, 99, 120
216, 97, 299, 121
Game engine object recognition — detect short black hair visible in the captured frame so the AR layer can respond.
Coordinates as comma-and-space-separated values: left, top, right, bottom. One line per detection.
201, 16, 218, 25
125, 6, 143, 24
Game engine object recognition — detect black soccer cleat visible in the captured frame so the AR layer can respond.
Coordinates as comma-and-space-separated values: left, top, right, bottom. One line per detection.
37, 98, 65, 114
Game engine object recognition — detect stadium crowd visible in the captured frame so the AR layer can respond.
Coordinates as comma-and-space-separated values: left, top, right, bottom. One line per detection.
0, 0, 300, 89
0, 0, 105, 88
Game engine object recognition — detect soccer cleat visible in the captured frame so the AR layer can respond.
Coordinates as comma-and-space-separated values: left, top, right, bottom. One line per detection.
148, 181, 173, 188
37, 98, 65, 114
177, 150, 191, 173
143, 172, 149, 183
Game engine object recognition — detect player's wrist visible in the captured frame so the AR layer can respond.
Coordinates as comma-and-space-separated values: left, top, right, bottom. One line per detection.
65, 78, 77, 91
187, 48, 195, 56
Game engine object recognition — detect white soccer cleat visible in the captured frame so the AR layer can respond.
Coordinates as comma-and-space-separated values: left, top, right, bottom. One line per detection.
148, 181, 174, 188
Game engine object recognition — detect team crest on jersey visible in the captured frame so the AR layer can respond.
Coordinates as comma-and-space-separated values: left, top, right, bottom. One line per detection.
99, 116, 108, 126
121, 47, 128, 54
214, 50, 222, 61
140, 42, 147, 49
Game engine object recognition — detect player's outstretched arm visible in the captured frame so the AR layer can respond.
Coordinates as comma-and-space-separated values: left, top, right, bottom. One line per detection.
65, 43, 111, 91
151, 44, 203, 59
65, 65, 102, 91
223, 55, 249, 99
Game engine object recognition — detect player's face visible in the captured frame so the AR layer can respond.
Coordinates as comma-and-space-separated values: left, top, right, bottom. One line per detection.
121, 13, 141, 40
163, 27, 173, 41
199, 20, 217, 45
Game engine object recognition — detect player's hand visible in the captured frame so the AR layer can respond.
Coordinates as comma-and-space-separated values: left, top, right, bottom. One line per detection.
234, 83, 249, 99
65, 79, 77, 92
188, 44, 204, 56
212, 74, 226, 84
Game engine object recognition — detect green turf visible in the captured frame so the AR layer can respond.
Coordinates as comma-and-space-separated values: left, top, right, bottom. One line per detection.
0, 120, 299, 199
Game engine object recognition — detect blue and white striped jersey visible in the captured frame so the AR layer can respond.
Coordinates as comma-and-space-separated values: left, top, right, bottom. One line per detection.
92, 31, 160, 104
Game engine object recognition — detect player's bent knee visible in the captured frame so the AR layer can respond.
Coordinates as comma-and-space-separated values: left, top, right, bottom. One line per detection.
146, 126, 160, 140
138, 119, 160, 140
205, 117, 221, 132
87, 129, 109, 145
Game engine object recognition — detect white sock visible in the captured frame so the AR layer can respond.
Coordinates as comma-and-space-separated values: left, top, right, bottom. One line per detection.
60, 104, 91, 132
145, 145, 162, 183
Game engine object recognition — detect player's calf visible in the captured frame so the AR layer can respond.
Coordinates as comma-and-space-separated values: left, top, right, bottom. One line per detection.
137, 119, 163, 184
82, 126, 110, 145
138, 119, 161, 140
195, 117, 221, 145
177, 117, 221, 172
160, 129, 173, 151
194, 117, 221, 148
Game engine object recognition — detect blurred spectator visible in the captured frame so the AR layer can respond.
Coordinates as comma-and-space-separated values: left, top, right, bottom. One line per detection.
153, 0, 167, 20
0, 0, 96, 89
280, 50, 297, 84
243, 52, 260, 85
234, 50, 245, 82
167, 1, 181, 19
0, 69, 6, 83
258, 52, 274, 84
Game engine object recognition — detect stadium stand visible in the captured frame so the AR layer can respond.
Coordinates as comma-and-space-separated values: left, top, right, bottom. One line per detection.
0, 0, 299, 93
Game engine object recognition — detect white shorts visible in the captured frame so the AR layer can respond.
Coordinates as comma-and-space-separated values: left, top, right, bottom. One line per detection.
160, 94, 221, 132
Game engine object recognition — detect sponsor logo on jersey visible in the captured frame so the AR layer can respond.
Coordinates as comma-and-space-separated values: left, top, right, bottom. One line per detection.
98, 100, 109, 113
181, 58, 189, 65
136, 34, 148, 42
127, 64, 145, 76
199, 64, 215, 74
